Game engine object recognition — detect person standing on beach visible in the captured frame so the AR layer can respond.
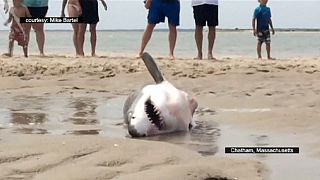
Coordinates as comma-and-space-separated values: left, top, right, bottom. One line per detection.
77, 0, 107, 57
24, 0, 49, 56
3, 0, 31, 57
252, 0, 275, 60
61, 0, 82, 56
192, 0, 219, 60
138, 0, 180, 60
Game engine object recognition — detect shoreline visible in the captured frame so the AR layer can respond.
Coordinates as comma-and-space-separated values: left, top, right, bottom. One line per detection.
1, 31, 319, 60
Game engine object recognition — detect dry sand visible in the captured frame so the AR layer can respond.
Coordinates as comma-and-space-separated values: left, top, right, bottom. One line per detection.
0, 55, 320, 180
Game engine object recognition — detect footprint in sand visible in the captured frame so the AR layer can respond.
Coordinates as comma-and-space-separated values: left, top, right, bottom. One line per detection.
97, 159, 128, 167
195, 107, 216, 116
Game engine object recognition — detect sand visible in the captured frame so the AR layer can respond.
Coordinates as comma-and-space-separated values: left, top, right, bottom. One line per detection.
0, 54, 320, 180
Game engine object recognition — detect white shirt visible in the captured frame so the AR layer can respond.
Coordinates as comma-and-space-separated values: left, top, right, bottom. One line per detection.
192, 0, 218, 6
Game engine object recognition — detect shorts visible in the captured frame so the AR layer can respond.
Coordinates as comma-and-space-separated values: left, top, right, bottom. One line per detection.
79, 0, 99, 24
27, 6, 48, 18
257, 30, 271, 43
148, 0, 180, 26
9, 26, 28, 47
193, 4, 218, 27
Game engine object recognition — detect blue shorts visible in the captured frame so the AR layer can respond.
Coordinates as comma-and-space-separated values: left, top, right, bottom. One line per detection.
148, 0, 180, 26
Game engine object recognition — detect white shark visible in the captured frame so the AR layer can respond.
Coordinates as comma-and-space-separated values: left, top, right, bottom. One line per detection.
123, 53, 198, 137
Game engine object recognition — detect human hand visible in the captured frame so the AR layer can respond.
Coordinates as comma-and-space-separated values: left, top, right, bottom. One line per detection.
3, 21, 9, 26
272, 29, 275, 35
61, 12, 65, 17
145, 0, 152, 9
104, 4, 108, 11
253, 30, 257, 36
4, 2, 9, 14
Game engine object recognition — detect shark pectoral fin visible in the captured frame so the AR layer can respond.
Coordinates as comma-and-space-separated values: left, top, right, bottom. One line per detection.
189, 119, 196, 130
181, 91, 198, 116
142, 52, 165, 84
189, 96, 198, 116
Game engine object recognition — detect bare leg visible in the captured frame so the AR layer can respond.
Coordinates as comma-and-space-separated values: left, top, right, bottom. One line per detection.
9, 40, 14, 56
78, 23, 87, 57
23, 46, 28, 57
3, 39, 14, 57
71, 23, 80, 56
137, 23, 156, 58
90, 24, 97, 57
208, 26, 216, 60
266, 42, 274, 60
32, 23, 45, 56
257, 42, 262, 60
68, 5, 81, 56
168, 23, 177, 60
24, 23, 31, 44
194, 25, 203, 60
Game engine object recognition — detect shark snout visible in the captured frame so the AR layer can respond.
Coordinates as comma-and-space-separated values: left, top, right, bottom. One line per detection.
128, 125, 146, 137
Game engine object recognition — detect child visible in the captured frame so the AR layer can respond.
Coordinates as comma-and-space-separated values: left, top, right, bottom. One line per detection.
3, 0, 31, 57
252, 0, 275, 60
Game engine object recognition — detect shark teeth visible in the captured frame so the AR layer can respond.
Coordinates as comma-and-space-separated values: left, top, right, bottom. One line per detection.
145, 98, 164, 130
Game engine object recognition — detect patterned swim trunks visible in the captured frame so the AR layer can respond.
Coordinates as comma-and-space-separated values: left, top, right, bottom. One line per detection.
257, 30, 271, 44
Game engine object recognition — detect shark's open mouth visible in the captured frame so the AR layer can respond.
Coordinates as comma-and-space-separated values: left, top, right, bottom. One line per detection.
145, 98, 165, 130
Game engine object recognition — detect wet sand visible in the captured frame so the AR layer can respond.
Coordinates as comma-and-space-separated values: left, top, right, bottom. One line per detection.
0, 55, 320, 179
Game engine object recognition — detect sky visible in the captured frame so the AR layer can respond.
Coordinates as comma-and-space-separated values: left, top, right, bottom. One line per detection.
0, 0, 319, 30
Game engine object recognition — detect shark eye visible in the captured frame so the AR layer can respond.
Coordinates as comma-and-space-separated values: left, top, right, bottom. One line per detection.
128, 112, 135, 120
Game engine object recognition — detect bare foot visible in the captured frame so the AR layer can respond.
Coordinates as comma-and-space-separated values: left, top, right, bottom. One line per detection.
2, 53, 12, 57
194, 52, 203, 60
208, 54, 217, 60
169, 55, 175, 60
268, 57, 276, 60
258, 57, 263, 60
92, 53, 99, 57
135, 53, 143, 59
208, 56, 218, 61
39, 53, 45, 57
193, 56, 202, 60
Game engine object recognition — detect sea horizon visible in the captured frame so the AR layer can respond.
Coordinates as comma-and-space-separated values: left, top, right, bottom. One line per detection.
1, 28, 320, 32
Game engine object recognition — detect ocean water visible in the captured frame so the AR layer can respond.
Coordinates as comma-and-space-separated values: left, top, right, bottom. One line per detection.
0, 30, 319, 59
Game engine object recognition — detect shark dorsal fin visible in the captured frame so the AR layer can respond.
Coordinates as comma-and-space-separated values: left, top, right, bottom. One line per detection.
142, 52, 165, 84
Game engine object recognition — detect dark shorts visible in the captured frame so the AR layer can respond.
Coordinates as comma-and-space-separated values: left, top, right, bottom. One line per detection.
148, 0, 180, 26
257, 30, 271, 43
27, 6, 48, 18
193, 4, 218, 27
79, 0, 99, 24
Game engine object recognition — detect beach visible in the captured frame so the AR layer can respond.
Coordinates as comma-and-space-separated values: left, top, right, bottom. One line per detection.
0, 55, 320, 179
